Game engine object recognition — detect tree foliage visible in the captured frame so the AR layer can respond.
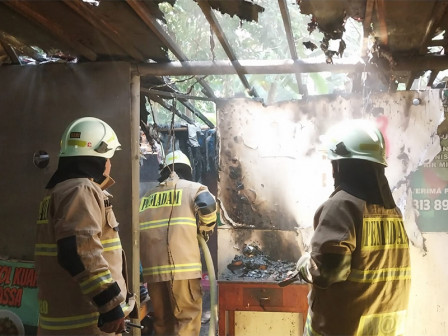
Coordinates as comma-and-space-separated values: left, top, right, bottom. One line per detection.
150, 0, 363, 126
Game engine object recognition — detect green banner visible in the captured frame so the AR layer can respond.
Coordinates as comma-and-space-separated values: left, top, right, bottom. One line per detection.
0, 259, 38, 327
410, 142, 448, 232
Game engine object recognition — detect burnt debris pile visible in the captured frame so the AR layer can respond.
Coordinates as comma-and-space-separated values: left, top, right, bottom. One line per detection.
223, 244, 296, 281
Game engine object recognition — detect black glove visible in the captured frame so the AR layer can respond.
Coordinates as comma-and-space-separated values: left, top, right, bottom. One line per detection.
97, 305, 125, 330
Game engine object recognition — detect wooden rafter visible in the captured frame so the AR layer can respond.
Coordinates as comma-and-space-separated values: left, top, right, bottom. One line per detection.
178, 99, 215, 129
134, 59, 374, 76
126, 0, 216, 99
418, 0, 448, 55
405, 71, 417, 91
196, 0, 260, 99
375, 0, 388, 46
395, 55, 448, 72
278, 0, 306, 96
142, 87, 215, 128
143, 88, 217, 101
150, 95, 196, 125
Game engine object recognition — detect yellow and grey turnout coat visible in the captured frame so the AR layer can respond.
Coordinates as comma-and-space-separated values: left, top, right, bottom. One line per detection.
35, 177, 131, 335
139, 173, 217, 283
305, 189, 411, 336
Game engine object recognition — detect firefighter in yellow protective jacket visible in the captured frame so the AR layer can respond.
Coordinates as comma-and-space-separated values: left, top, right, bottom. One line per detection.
139, 150, 217, 336
35, 117, 135, 335
295, 119, 411, 336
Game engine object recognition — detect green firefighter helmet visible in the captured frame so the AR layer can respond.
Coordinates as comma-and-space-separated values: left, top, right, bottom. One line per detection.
59, 117, 121, 158
323, 119, 387, 166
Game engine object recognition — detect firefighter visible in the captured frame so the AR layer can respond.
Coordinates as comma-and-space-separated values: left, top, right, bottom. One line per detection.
296, 119, 411, 336
139, 150, 217, 336
35, 117, 135, 335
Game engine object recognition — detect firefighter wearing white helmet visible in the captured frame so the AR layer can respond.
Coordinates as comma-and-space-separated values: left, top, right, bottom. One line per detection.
59, 116, 121, 158
323, 118, 387, 165
139, 149, 217, 335
159, 149, 193, 181
295, 119, 411, 336
35, 117, 136, 335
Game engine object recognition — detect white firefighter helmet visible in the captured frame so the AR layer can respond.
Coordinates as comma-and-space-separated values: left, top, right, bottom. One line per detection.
163, 150, 192, 169
322, 119, 387, 166
59, 117, 121, 158
160, 150, 193, 181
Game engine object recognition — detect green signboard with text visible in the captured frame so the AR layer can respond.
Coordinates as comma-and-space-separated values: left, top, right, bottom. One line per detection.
0, 259, 38, 327
410, 140, 448, 232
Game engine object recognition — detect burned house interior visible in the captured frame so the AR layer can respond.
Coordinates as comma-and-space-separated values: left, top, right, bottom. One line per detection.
1, 0, 448, 335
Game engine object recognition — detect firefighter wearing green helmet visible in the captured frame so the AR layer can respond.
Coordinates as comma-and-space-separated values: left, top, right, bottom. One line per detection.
296, 119, 411, 336
35, 117, 136, 335
139, 149, 217, 336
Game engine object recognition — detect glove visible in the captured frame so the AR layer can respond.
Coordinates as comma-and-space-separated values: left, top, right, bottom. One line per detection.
296, 252, 312, 283
98, 305, 125, 334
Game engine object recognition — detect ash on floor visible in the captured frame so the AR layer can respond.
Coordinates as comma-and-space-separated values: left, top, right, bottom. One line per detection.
223, 244, 296, 282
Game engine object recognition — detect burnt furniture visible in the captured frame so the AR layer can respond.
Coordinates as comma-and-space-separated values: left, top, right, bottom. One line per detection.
218, 280, 310, 336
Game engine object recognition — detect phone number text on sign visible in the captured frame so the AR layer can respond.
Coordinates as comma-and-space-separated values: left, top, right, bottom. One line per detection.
413, 199, 448, 211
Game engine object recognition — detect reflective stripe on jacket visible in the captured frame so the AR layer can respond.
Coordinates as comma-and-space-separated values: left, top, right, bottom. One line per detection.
305, 189, 411, 336
35, 178, 127, 335
139, 173, 217, 283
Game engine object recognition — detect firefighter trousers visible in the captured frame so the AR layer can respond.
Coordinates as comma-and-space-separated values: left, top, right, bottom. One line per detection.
148, 278, 203, 336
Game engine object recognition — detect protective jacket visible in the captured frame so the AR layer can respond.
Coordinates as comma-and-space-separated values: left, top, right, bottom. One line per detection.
139, 173, 217, 283
305, 189, 411, 336
35, 177, 132, 335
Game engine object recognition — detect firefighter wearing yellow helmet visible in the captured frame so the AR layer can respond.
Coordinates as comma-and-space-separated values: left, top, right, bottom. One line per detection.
295, 119, 411, 336
139, 149, 217, 335
35, 117, 136, 335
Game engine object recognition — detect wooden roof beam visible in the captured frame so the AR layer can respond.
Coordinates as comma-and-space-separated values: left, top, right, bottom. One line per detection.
150, 95, 196, 126
278, 0, 307, 96
418, 1, 448, 55
125, 0, 216, 99
394, 55, 448, 72
3, 1, 97, 61
143, 88, 216, 102
375, 0, 388, 46
178, 99, 215, 129
196, 0, 260, 99
405, 71, 417, 91
134, 59, 374, 76
141, 87, 215, 128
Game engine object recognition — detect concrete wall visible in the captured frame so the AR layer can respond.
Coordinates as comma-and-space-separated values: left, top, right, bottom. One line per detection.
0, 62, 136, 263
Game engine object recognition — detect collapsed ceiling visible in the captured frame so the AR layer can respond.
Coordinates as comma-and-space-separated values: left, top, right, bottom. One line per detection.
1, 0, 447, 127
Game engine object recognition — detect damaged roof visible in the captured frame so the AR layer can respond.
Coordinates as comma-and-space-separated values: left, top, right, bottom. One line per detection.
1, 0, 447, 125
